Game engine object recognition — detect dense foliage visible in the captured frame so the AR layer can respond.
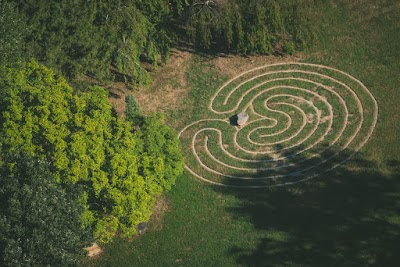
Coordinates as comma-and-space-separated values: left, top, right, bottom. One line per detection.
12, 0, 313, 86
0, 61, 184, 243
125, 95, 141, 123
0, 1, 313, 260
135, 113, 185, 193
184, 0, 313, 54
0, 0, 27, 66
15, 0, 188, 86
0, 152, 91, 266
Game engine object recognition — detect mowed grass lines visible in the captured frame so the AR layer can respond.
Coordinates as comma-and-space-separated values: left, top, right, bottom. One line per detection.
178, 63, 378, 188
92, 1, 400, 267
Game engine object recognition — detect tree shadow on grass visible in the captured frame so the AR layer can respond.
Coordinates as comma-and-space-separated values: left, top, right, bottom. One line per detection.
215, 150, 400, 266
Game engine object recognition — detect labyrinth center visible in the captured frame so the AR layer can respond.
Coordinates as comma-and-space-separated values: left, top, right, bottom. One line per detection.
178, 62, 378, 188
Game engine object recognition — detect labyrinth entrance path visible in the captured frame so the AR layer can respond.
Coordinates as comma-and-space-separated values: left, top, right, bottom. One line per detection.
178, 62, 378, 188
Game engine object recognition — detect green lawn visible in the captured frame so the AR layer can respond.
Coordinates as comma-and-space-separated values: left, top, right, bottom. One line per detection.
88, 1, 400, 266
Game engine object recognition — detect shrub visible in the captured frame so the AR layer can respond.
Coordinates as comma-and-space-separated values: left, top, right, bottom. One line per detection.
0, 152, 91, 266
0, 61, 184, 243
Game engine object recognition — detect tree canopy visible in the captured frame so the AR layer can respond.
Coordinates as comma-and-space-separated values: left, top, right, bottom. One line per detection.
0, 152, 91, 266
0, 0, 27, 66
184, 0, 313, 54
0, 61, 184, 243
11, 0, 313, 86
0, 0, 314, 259
15, 0, 188, 85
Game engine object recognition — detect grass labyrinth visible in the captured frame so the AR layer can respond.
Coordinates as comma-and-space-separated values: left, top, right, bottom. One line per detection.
179, 62, 378, 188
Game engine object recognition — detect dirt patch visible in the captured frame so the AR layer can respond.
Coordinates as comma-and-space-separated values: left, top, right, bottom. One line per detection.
320, 115, 331, 124
307, 113, 314, 123
98, 49, 193, 118
212, 53, 304, 78
84, 242, 102, 258
133, 49, 192, 115
106, 50, 305, 119
108, 82, 133, 117
147, 194, 171, 231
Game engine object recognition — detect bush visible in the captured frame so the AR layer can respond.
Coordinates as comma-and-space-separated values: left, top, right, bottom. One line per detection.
183, 0, 313, 54
0, 152, 91, 266
0, 0, 27, 66
125, 94, 141, 123
16, 0, 182, 86
138, 113, 185, 192
0, 61, 184, 243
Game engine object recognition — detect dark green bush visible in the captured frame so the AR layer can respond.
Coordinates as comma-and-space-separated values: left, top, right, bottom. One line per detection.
0, 0, 27, 66
0, 61, 184, 243
0, 152, 91, 266
125, 94, 142, 122
183, 0, 314, 55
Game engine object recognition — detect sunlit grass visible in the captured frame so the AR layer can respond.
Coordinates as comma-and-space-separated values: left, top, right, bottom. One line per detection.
89, 1, 400, 266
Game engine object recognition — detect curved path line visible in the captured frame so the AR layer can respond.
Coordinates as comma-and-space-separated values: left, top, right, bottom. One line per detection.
179, 62, 379, 188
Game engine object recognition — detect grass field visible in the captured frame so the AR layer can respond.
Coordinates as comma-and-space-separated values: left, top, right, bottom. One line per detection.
87, 1, 400, 266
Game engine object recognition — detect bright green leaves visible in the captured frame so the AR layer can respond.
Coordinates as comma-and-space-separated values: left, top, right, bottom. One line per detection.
0, 61, 72, 165
67, 87, 113, 185
94, 215, 120, 244
0, 62, 184, 244
137, 113, 184, 192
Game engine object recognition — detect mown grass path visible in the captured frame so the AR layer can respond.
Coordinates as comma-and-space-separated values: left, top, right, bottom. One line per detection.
179, 63, 378, 187
92, 1, 400, 266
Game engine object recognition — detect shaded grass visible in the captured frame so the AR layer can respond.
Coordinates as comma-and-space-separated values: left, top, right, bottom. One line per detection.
224, 161, 400, 266
88, 1, 400, 266
177, 59, 377, 186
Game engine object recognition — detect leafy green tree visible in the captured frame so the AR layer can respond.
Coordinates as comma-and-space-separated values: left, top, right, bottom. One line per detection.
0, 152, 91, 266
16, 0, 186, 86
125, 94, 142, 124
0, 61, 184, 243
0, 0, 27, 66
9, 0, 314, 87
138, 113, 185, 192
0, 60, 73, 180
184, 0, 229, 50
183, 0, 313, 54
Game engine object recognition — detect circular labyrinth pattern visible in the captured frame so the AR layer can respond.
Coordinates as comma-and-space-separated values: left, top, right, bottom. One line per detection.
178, 62, 378, 188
